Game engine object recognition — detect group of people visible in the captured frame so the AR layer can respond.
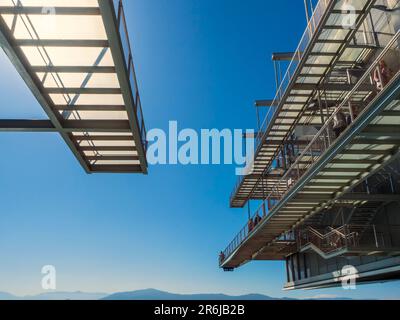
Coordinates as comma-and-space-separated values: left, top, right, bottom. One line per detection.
332, 59, 393, 139
219, 213, 265, 264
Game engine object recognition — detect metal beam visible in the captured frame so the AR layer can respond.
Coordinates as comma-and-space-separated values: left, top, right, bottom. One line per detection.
61, 120, 131, 132
0, 6, 101, 15
322, 168, 364, 173
53, 105, 126, 112
352, 138, 400, 145
255, 100, 279, 107
299, 74, 324, 78
80, 146, 136, 152
294, 194, 332, 201
15, 39, 109, 47
272, 52, 299, 61
331, 9, 364, 14
0, 119, 132, 133
31, 66, 116, 73
323, 25, 356, 30
339, 149, 389, 156
293, 82, 375, 91
307, 181, 348, 187
330, 159, 380, 165
72, 135, 133, 141
360, 125, 400, 137
90, 164, 142, 173
308, 52, 336, 57
86, 155, 139, 161
316, 39, 343, 44
340, 193, 400, 202
304, 63, 330, 68
46, 88, 121, 94
381, 110, 400, 116
0, 120, 56, 132
313, 175, 358, 180
98, 0, 148, 174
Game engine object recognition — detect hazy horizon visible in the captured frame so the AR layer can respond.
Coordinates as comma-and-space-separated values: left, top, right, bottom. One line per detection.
2, 287, 396, 300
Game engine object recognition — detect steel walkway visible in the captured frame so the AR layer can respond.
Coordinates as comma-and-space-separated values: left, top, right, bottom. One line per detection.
0, 0, 147, 173
231, 0, 379, 207
221, 30, 400, 269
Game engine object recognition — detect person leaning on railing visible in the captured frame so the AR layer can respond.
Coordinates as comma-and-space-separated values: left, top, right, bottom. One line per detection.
332, 111, 347, 138
374, 60, 392, 91
248, 218, 254, 233
254, 213, 262, 227
219, 251, 225, 264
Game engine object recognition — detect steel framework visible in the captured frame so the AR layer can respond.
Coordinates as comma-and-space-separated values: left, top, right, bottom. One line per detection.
0, 0, 148, 174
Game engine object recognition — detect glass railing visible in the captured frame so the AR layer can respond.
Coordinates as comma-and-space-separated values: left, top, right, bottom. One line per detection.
114, 0, 148, 150
221, 30, 400, 265
230, 0, 333, 202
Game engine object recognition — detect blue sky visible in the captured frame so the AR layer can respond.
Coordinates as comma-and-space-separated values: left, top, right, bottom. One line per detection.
0, 0, 399, 299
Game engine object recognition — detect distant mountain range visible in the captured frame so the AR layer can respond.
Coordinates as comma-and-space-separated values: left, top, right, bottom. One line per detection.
0, 291, 107, 300
0, 289, 284, 301
0, 289, 354, 301
102, 289, 289, 300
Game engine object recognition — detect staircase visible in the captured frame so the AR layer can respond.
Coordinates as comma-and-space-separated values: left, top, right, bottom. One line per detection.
297, 226, 356, 259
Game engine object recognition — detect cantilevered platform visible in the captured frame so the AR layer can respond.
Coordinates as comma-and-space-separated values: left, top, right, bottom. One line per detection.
221, 0, 400, 271
222, 55, 400, 269
230, 0, 380, 207
0, 0, 147, 174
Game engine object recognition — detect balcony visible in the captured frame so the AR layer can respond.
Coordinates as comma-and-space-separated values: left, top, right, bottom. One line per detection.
230, 0, 389, 207
221, 30, 400, 269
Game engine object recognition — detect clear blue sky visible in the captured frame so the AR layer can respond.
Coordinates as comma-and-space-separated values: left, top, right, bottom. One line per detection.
0, 0, 399, 299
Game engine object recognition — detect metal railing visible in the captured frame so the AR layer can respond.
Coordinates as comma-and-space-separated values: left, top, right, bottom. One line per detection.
220, 202, 268, 264
115, 0, 148, 150
298, 225, 354, 255
297, 224, 400, 255
231, 0, 332, 200
221, 30, 400, 264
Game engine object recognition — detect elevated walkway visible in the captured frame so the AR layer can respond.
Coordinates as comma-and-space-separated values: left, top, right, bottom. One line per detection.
231, 0, 381, 207
0, 0, 147, 173
221, 31, 400, 269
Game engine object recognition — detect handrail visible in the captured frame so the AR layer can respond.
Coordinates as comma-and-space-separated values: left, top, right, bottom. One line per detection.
326, 226, 347, 238
305, 226, 347, 242
221, 30, 400, 264
299, 226, 349, 253
115, 0, 148, 150
299, 224, 400, 255
231, 0, 332, 200
307, 226, 325, 239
